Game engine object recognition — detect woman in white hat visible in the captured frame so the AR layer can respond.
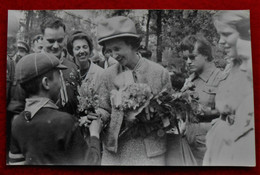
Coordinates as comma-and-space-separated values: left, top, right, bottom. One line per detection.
92, 16, 172, 165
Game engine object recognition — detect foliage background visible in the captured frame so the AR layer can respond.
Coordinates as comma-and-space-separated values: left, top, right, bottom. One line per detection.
16, 9, 226, 71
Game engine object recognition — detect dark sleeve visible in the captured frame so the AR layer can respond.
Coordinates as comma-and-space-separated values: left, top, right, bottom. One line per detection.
86, 136, 101, 165
62, 116, 101, 165
7, 83, 26, 114
9, 117, 25, 165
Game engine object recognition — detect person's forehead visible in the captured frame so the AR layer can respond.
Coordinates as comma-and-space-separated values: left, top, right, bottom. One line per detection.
73, 38, 89, 46
214, 20, 236, 32
43, 26, 65, 37
182, 50, 190, 56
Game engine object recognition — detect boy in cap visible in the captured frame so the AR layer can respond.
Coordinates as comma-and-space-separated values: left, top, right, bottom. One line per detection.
9, 53, 102, 165
15, 40, 30, 64
8, 17, 80, 118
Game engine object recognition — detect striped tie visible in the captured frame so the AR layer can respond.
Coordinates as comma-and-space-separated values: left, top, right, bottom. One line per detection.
59, 70, 68, 106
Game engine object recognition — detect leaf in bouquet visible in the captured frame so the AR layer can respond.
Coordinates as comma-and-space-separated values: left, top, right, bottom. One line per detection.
171, 92, 183, 100
161, 116, 171, 128
190, 91, 200, 100
145, 107, 151, 120
156, 98, 163, 105
149, 106, 155, 113
77, 81, 100, 114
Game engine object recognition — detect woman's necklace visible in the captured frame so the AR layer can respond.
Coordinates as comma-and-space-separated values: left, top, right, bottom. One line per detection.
80, 69, 89, 80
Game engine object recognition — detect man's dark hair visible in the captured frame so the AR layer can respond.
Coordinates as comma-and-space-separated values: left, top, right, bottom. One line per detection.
40, 17, 66, 34
20, 70, 55, 96
179, 34, 214, 62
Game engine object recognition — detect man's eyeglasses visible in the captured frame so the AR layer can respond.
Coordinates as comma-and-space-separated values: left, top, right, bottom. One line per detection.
183, 54, 196, 61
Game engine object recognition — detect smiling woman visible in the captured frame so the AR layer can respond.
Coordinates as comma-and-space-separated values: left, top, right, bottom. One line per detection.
94, 16, 173, 165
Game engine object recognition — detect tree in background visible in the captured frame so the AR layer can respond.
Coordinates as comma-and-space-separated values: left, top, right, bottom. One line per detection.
18, 10, 225, 65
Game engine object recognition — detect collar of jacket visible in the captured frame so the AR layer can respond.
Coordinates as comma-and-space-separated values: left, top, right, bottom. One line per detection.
198, 62, 216, 83
24, 97, 58, 119
82, 61, 101, 82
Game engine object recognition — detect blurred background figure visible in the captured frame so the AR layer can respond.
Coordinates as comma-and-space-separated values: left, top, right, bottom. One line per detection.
6, 10, 20, 164
14, 40, 30, 64
31, 34, 44, 53
229, 20, 255, 166
178, 34, 222, 165
138, 45, 152, 60
203, 10, 252, 166
90, 49, 104, 67
7, 11, 19, 103
99, 46, 118, 69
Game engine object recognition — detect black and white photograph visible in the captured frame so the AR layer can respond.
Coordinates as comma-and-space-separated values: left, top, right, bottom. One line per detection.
6, 9, 255, 166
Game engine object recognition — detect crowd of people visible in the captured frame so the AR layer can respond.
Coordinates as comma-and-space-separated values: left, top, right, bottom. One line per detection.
6, 10, 254, 166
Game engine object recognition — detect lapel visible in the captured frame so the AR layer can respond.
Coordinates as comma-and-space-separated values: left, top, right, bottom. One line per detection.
83, 61, 97, 83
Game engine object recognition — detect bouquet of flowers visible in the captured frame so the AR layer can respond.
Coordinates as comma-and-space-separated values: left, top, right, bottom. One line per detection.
77, 81, 100, 115
147, 88, 202, 135
110, 80, 204, 138
111, 83, 152, 111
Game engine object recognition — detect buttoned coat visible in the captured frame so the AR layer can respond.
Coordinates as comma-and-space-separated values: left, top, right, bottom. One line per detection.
98, 58, 172, 165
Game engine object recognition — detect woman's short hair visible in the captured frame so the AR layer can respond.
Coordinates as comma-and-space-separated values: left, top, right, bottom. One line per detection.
179, 34, 214, 62
67, 30, 93, 57
213, 10, 250, 30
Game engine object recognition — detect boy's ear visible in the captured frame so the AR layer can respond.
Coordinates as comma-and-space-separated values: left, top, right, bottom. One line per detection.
41, 77, 50, 90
